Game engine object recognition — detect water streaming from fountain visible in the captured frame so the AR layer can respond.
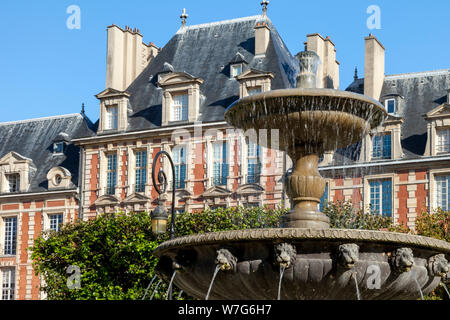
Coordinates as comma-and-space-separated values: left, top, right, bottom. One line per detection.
166, 270, 178, 300
442, 282, 450, 299
205, 265, 222, 300
150, 280, 162, 300
278, 266, 286, 300
142, 275, 158, 300
178, 290, 184, 299
411, 270, 424, 300
352, 271, 361, 300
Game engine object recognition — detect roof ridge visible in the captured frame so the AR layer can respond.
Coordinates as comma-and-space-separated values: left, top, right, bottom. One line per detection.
176, 15, 268, 34
0, 113, 82, 126
386, 69, 450, 80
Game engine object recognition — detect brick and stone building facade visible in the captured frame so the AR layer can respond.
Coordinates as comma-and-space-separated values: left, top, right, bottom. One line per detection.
1, 6, 449, 300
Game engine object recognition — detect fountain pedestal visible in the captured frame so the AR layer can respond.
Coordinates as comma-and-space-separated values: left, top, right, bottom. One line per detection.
283, 151, 329, 229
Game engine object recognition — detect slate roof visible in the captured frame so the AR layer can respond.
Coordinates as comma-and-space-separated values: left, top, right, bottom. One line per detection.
114, 15, 299, 134
0, 113, 95, 193
338, 69, 450, 165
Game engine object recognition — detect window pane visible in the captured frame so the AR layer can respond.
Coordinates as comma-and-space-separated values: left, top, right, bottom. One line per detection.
135, 151, 147, 192
386, 99, 396, 114
49, 214, 63, 232
173, 147, 186, 189
248, 87, 262, 96
2, 269, 15, 300
319, 183, 328, 212
107, 154, 117, 195
382, 180, 392, 217
106, 106, 118, 130
172, 95, 188, 121
383, 134, 392, 159
4, 217, 17, 255
6, 174, 20, 193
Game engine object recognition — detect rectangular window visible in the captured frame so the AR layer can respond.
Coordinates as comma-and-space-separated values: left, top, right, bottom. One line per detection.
247, 141, 261, 184
49, 214, 63, 232
231, 64, 243, 77
370, 180, 392, 217
135, 151, 147, 193
3, 217, 17, 256
53, 142, 64, 154
106, 154, 117, 195
248, 86, 262, 96
436, 129, 450, 153
106, 106, 118, 130
172, 94, 188, 122
173, 147, 186, 189
372, 134, 391, 159
5, 174, 20, 193
436, 175, 450, 210
1, 268, 15, 300
385, 99, 396, 114
319, 183, 329, 212
212, 142, 228, 186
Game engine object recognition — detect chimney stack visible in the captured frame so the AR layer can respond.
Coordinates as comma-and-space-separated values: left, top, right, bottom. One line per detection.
254, 21, 270, 56
105, 25, 159, 91
306, 34, 340, 89
364, 34, 385, 100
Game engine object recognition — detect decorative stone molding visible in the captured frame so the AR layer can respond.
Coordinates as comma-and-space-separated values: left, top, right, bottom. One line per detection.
158, 72, 204, 126
427, 254, 449, 278
423, 103, 450, 156
46, 167, 72, 190
0, 152, 36, 193
274, 243, 296, 269
389, 247, 414, 273
96, 88, 131, 133
337, 243, 359, 269
236, 68, 274, 98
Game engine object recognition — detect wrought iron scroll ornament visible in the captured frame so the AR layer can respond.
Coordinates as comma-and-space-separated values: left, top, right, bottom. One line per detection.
152, 150, 176, 239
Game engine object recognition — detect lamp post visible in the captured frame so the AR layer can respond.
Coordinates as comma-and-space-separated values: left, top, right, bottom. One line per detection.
151, 151, 176, 239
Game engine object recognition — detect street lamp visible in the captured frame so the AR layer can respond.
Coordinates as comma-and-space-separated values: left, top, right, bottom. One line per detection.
151, 151, 176, 239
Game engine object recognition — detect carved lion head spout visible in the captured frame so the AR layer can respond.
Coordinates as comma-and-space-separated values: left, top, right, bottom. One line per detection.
274, 243, 297, 269
428, 254, 449, 278
215, 249, 237, 272
337, 243, 360, 269
389, 248, 415, 273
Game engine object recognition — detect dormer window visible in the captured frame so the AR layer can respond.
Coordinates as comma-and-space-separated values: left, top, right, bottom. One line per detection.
372, 133, 392, 160
236, 69, 274, 98
231, 64, 243, 77
53, 142, 64, 155
436, 128, 450, 153
6, 174, 20, 193
105, 105, 118, 130
172, 94, 188, 122
385, 99, 396, 114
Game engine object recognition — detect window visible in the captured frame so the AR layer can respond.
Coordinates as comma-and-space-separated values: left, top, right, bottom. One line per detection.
436, 129, 450, 153
231, 64, 243, 77
247, 141, 261, 184
5, 174, 20, 193
212, 142, 228, 186
106, 154, 117, 195
436, 175, 450, 210
3, 217, 17, 256
173, 147, 186, 189
1, 268, 15, 300
319, 183, 329, 212
369, 180, 392, 217
106, 106, 118, 130
49, 214, 63, 232
372, 134, 391, 159
172, 94, 188, 122
135, 151, 147, 193
248, 87, 262, 96
385, 99, 396, 114
53, 142, 64, 154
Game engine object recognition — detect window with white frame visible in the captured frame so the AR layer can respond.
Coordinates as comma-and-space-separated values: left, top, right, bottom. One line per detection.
3, 217, 17, 256
212, 142, 228, 186
173, 146, 186, 189
105, 106, 118, 130
247, 140, 261, 184
106, 154, 117, 195
385, 99, 396, 114
5, 174, 20, 193
248, 86, 262, 96
369, 179, 392, 217
49, 214, 63, 232
53, 142, 64, 155
372, 133, 392, 160
231, 64, 243, 77
1, 268, 15, 300
171, 94, 188, 122
135, 151, 147, 193
436, 175, 450, 210
436, 129, 450, 154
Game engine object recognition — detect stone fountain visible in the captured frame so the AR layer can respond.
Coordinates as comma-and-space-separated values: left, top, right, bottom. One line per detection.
154, 50, 450, 300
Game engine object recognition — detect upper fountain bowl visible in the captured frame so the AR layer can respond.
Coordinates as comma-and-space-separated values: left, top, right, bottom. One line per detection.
224, 88, 387, 156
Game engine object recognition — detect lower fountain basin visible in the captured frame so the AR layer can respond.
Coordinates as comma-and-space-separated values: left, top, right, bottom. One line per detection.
154, 229, 450, 300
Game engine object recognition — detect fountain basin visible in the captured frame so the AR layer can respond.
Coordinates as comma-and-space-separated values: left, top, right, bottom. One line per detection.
154, 229, 450, 300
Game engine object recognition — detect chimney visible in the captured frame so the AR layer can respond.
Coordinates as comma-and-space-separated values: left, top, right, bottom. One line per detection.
364, 34, 385, 100
306, 34, 340, 89
254, 21, 270, 56
447, 89, 450, 104
106, 25, 159, 91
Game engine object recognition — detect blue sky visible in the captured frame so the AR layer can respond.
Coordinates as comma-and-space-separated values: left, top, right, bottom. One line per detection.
0, 0, 448, 123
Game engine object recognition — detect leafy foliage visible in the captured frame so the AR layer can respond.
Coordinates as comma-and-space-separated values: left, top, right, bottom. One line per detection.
415, 208, 449, 242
